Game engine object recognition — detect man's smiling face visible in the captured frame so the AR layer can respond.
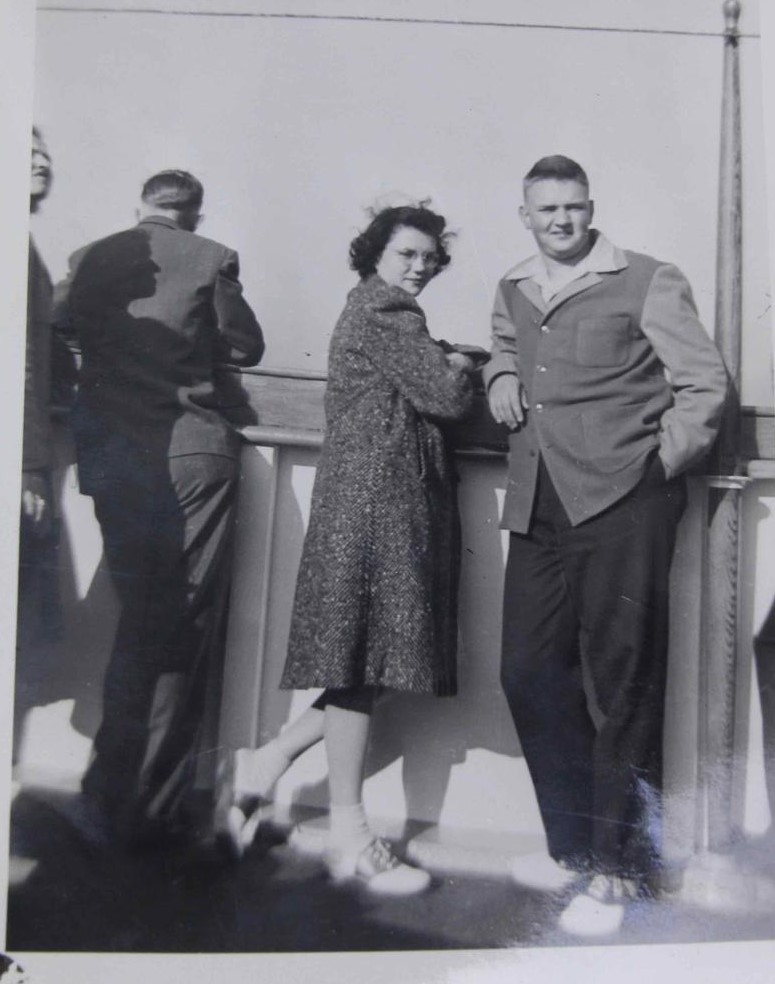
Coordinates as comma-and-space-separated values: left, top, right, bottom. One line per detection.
519, 178, 594, 264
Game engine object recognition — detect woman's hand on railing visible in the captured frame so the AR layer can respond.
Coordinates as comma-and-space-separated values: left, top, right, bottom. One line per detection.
445, 344, 490, 374
445, 351, 476, 373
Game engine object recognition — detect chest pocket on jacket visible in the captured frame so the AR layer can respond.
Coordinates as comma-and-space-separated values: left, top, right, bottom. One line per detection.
576, 315, 632, 367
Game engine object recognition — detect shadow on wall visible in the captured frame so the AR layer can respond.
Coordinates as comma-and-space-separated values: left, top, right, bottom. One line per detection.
13, 422, 117, 777
14, 373, 261, 789
755, 594, 775, 819
750, 483, 775, 827
365, 456, 519, 827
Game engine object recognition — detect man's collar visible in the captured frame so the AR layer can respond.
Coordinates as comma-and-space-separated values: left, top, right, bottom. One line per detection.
137, 214, 181, 231
502, 231, 628, 282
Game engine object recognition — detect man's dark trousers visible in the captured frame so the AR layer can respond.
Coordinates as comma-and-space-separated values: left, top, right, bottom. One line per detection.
500, 456, 687, 879
81, 441, 238, 842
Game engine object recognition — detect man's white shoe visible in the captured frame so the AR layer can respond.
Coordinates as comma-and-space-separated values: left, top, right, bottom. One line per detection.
558, 874, 639, 937
510, 851, 585, 892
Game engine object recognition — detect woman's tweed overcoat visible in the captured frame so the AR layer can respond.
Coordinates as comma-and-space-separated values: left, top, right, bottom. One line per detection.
281, 274, 474, 696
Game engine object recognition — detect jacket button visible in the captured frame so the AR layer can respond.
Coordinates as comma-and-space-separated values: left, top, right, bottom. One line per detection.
537, 364, 547, 372
535, 403, 544, 411
540, 325, 549, 333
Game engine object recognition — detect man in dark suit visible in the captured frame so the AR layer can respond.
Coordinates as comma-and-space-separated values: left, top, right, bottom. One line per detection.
54, 170, 264, 849
485, 156, 728, 935
23, 128, 55, 530
15, 127, 76, 758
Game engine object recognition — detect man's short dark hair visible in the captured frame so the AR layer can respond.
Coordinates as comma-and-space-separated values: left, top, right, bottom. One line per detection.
141, 170, 204, 211
524, 156, 589, 191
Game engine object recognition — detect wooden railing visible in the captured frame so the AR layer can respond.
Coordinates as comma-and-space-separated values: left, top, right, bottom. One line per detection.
233, 364, 773, 464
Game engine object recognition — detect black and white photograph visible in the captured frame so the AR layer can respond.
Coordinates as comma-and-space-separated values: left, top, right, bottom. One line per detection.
1, 1, 775, 981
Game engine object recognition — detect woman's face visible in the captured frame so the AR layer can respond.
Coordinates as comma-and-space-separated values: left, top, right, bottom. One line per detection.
375, 225, 440, 296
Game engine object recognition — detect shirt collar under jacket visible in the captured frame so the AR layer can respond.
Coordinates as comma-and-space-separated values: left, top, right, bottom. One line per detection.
502, 231, 628, 292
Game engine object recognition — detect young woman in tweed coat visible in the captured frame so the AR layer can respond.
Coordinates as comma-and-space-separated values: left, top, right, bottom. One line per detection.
216, 203, 483, 893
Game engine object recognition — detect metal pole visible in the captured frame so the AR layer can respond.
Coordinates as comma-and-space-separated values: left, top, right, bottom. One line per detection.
697, 0, 745, 853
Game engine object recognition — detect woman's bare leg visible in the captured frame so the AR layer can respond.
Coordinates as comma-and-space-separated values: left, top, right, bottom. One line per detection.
324, 704, 373, 852
236, 705, 325, 798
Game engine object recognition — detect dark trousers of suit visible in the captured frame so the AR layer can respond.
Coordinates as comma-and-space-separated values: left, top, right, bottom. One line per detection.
500, 457, 686, 879
81, 448, 238, 841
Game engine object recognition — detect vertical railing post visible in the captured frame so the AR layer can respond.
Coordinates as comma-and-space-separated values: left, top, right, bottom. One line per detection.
713, 0, 744, 476
697, 0, 746, 854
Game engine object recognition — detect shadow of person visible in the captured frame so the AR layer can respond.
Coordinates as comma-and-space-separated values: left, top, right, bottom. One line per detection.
69, 229, 235, 838
207, 366, 259, 430
736, 485, 775, 838
14, 228, 239, 844
7, 787, 459, 954
13, 231, 164, 770
754, 595, 775, 819
362, 454, 520, 834
13, 507, 71, 762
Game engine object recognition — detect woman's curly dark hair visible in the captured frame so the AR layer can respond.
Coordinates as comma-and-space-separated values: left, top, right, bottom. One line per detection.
349, 201, 454, 278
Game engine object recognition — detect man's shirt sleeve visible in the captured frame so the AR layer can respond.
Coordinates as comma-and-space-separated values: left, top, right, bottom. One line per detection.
640, 263, 728, 478
482, 280, 521, 392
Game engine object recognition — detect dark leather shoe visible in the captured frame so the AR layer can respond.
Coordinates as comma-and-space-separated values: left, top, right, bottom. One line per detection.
213, 749, 262, 861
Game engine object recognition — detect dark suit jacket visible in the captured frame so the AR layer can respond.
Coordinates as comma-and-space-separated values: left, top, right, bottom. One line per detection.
23, 238, 54, 473
54, 215, 264, 486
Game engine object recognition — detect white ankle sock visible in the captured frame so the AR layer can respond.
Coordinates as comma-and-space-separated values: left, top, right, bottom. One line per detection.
235, 743, 291, 799
329, 802, 372, 853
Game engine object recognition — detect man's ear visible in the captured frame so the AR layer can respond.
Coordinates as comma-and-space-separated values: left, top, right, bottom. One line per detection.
180, 207, 202, 232
519, 204, 531, 230
588, 199, 595, 223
